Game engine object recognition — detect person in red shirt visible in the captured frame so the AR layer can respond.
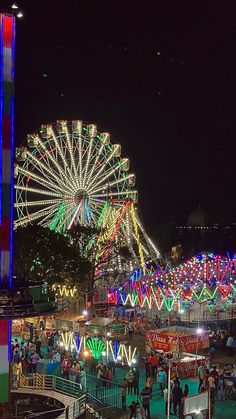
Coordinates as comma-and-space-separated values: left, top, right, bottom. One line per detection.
149, 353, 159, 377
210, 365, 219, 380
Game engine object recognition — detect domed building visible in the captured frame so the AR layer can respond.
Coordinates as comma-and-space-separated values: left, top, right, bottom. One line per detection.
187, 205, 208, 227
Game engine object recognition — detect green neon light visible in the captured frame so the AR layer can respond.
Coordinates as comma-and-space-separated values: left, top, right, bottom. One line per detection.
87, 338, 106, 359
97, 201, 109, 227
49, 203, 65, 232
164, 297, 174, 312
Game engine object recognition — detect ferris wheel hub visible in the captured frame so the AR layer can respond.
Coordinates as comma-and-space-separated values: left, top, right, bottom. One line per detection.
74, 189, 87, 202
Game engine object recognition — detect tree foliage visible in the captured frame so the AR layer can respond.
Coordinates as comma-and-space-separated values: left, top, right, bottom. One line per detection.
14, 224, 132, 293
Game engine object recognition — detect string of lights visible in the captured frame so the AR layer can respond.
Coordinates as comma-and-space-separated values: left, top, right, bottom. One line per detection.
107, 253, 236, 311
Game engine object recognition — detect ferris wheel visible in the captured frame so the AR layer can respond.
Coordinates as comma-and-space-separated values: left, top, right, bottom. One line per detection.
14, 120, 160, 272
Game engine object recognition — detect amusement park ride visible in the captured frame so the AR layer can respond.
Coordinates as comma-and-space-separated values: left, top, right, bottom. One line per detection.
14, 120, 160, 275
1, 5, 236, 416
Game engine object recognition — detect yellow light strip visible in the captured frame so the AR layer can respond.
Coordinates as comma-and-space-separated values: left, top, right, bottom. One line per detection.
130, 204, 146, 273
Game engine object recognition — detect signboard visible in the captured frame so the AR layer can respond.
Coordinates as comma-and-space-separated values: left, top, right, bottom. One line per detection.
146, 330, 209, 353
184, 391, 208, 415
110, 322, 126, 336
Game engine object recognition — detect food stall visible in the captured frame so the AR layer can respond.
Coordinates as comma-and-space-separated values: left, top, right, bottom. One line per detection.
85, 317, 127, 337
145, 326, 209, 377
12, 316, 57, 340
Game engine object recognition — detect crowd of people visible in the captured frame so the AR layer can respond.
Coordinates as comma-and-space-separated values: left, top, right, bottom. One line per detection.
117, 351, 190, 418
10, 330, 86, 389
198, 362, 236, 401
209, 329, 236, 357
123, 369, 189, 418
9, 317, 236, 418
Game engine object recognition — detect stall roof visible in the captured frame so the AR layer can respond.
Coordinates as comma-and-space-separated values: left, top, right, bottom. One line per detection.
148, 326, 208, 336
85, 317, 119, 327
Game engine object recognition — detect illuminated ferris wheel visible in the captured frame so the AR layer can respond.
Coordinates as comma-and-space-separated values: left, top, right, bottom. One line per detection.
14, 120, 160, 272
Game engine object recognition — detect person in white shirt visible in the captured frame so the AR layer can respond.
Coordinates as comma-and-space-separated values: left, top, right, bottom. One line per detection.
163, 386, 173, 415
226, 336, 234, 356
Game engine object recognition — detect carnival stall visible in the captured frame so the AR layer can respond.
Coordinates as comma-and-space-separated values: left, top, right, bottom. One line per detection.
85, 317, 127, 337
145, 326, 209, 377
12, 316, 57, 340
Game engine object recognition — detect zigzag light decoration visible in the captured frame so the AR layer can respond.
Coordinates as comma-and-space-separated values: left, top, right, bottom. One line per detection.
107, 253, 236, 312
59, 333, 137, 366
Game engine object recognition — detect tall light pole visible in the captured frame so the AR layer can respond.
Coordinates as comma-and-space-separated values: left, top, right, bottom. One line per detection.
195, 327, 203, 373
167, 357, 173, 419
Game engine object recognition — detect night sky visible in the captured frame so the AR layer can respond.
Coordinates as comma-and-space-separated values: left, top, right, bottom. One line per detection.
3, 1, 236, 233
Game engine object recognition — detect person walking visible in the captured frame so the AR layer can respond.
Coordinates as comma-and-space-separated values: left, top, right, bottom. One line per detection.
226, 335, 234, 357
141, 385, 152, 419
149, 352, 158, 378
39, 327, 47, 347
129, 401, 137, 419
126, 369, 134, 395
183, 384, 189, 398
172, 382, 183, 416
35, 336, 41, 356
135, 402, 146, 419
145, 357, 151, 379
29, 349, 39, 373
69, 362, 77, 383
163, 384, 173, 416
28, 323, 34, 342
217, 374, 226, 401
127, 321, 134, 340
12, 360, 22, 389
61, 356, 71, 380
146, 373, 153, 395
106, 366, 113, 387
132, 368, 139, 395
121, 378, 128, 410
158, 367, 167, 394
198, 363, 206, 392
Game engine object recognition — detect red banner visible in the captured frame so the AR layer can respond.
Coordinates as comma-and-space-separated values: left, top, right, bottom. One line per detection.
146, 330, 209, 353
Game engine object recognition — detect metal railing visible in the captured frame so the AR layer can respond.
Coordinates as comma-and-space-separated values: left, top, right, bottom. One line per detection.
19, 373, 55, 391
19, 373, 122, 416
18, 374, 85, 419
82, 373, 122, 409
54, 376, 82, 398
58, 394, 86, 419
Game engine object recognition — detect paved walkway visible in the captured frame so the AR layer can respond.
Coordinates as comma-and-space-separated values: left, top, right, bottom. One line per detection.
113, 366, 236, 418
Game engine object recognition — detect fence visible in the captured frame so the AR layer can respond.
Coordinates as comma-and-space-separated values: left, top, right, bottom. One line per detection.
58, 395, 86, 419
82, 373, 122, 409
